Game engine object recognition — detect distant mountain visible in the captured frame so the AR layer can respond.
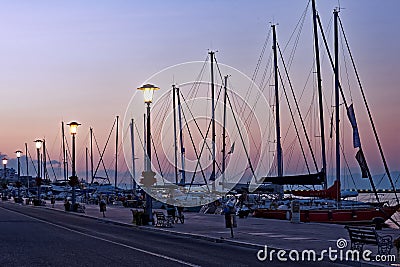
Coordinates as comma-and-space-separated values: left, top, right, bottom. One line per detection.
326, 171, 400, 190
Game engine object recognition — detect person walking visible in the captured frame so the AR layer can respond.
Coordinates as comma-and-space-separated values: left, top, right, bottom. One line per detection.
176, 205, 184, 224
99, 199, 107, 217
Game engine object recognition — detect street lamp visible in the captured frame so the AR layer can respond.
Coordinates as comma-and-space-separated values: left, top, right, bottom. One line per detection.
34, 139, 43, 200
2, 158, 7, 179
15, 150, 23, 200
137, 84, 159, 224
2, 158, 7, 200
67, 121, 80, 208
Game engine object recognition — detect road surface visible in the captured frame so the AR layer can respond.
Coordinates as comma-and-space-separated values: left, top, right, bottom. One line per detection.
0, 204, 356, 266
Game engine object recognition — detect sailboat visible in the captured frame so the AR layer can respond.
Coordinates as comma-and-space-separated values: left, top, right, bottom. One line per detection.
253, 0, 399, 224
254, 180, 399, 224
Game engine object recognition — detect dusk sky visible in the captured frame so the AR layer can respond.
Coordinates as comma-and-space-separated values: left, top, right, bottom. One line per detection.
0, 0, 399, 187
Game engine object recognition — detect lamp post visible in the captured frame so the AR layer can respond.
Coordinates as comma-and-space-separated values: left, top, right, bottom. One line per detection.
34, 139, 43, 200
2, 158, 7, 180
15, 150, 23, 200
67, 121, 80, 208
138, 84, 159, 224
2, 158, 7, 199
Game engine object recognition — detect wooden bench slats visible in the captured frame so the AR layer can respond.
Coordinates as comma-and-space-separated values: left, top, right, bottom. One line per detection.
350, 239, 378, 245
351, 234, 377, 239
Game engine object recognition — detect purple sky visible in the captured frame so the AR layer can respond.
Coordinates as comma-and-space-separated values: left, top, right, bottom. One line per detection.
0, 0, 399, 185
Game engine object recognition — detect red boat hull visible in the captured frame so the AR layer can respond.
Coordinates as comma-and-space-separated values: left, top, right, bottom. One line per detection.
253, 205, 399, 224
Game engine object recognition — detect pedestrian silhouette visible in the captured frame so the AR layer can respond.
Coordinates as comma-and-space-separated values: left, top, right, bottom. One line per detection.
100, 199, 107, 217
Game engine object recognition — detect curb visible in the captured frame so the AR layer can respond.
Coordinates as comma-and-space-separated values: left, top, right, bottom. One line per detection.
42, 205, 385, 267
2, 202, 388, 267
45, 204, 262, 249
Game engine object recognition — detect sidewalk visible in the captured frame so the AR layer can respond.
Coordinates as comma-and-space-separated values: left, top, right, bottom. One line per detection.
45, 201, 400, 266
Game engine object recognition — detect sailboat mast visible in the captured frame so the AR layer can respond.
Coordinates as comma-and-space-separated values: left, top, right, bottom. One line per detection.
66, 151, 68, 179
334, 9, 341, 201
209, 50, 216, 191
176, 86, 186, 185
43, 139, 47, 181
85, 147, 88, 183
222, 75, 228, 190
130, 119, 137, 193
62, 122, 67, 181
115, 115, 119, 189
172, 85, 179, 185
272, 25, 283, 178
312, 0, 327, 189
143, 113, 147, 171
90, 127, 94, 184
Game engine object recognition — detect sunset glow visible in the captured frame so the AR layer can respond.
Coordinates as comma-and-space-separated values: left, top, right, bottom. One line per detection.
0, 0, 399, 188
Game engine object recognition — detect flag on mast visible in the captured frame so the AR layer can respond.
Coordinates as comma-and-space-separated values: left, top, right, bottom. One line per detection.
228, 142, 235, 154
347, 104, 361, 148
355, 148, 368, 178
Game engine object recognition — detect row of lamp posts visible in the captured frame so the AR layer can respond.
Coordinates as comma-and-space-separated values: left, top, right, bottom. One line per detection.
2, 123, 80, 204
33, 123, 80, 204
2, 152, 22, 201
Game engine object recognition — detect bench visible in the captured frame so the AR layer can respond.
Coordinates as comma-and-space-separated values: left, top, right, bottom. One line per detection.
75, 203, 86, 213
154, 211, 173, 227
175, 213, 185, 224
345, 226, 393, 255
131, 209, 144, 225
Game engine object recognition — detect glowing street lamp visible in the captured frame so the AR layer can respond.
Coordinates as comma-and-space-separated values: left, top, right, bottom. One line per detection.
138, 83, 159, 104
15, 150, 23, 200
68, 121, 80, 135
34, 139, 43, 200
35, 139, 42, 149
16, 150, 22, 158
137, 84, 159, 224
67, 121, 81, 208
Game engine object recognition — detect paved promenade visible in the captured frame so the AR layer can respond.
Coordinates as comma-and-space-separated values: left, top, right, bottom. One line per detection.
14, 200, 400, 266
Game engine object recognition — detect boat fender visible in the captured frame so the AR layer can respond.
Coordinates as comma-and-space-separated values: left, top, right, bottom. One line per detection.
328, 210, 333, 220
372, 217, 385, 230
305, 210, 310, 222
351, 210, 357, 218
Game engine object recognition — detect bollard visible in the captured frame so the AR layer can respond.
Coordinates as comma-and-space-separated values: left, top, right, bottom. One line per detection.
225, 213, 237, 238
291, 200, 300, 223
373, 217, 384, 230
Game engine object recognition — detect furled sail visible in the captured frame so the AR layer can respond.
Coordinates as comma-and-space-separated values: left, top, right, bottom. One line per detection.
261, 171, 325, 185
